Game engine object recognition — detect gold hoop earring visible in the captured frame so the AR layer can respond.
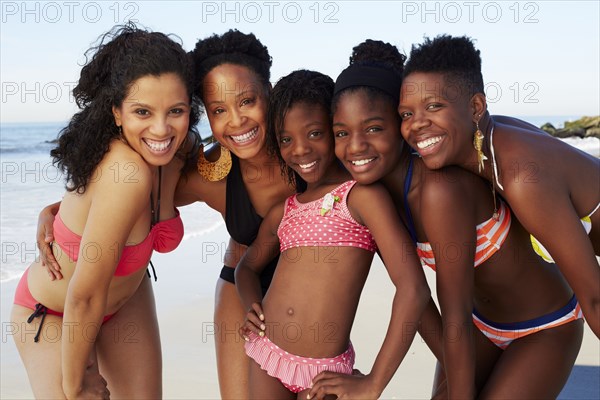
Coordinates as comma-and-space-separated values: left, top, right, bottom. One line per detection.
472, 119, 488, 173
197, 141, 232, 181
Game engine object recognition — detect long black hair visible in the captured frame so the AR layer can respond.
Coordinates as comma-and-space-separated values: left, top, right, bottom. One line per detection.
51, 22, 201, 193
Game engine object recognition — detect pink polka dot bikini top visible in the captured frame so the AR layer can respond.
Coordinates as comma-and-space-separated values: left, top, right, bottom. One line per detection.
277, 180, 378, 253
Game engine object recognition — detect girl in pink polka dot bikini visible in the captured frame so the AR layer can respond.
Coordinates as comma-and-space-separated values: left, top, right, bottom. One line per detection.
235, 69, 430, 399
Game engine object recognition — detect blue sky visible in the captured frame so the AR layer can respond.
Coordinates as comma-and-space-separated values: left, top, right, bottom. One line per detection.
1, 0, 599, 123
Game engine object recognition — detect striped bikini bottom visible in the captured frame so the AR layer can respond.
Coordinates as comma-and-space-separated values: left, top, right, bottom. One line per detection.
473, 295, 583, 349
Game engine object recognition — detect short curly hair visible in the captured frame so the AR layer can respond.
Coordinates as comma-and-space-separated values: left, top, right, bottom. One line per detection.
266, 70, 334, 187
404, 35, 484, 95
332, 39, 405, 115
51, 22, 201, 193
189, 30, 272, 101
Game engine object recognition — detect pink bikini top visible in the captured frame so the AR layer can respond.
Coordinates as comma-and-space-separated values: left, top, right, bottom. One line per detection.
53, 210, 184, 276
417, 199, 511, 271
277, 180, 377, 253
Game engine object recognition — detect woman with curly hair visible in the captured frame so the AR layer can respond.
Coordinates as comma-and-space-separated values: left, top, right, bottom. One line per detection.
13, 24, 200, 398
37, 30, 296, 399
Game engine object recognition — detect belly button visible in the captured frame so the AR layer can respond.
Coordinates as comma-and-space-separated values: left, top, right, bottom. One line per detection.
287, 308, 294, 316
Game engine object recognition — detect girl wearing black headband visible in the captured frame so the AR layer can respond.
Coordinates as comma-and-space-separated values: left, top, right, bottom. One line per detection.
236, 69, 428, 399
309, 38, 583, 400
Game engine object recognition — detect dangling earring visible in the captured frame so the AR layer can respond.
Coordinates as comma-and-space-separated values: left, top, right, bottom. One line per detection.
472, 118, 488, 173
197, 139, 232, 181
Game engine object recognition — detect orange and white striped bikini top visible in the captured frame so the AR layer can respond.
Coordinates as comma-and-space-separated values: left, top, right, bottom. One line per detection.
277, 180, 378, 253
417, 199, 511, 271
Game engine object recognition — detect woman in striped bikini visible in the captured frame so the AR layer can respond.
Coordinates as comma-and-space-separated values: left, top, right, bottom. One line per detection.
399, 35, 600, 344
309, 39, 584, 399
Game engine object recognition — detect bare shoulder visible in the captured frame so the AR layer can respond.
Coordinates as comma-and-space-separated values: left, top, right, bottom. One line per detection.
345, 181, 394, 225
419, 167, 489, 231
347, 180, 390, 201
419, 166, 478, 204
492, 119, 581, 166
93, 140, 152, 196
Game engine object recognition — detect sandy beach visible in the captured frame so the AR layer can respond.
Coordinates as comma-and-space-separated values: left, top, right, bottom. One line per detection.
1, 203, 599, 399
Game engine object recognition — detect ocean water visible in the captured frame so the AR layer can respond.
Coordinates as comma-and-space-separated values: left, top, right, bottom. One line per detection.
1, 117, 598, 282
0, 121, 223, 282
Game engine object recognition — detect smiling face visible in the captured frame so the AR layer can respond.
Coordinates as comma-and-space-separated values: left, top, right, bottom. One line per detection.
333, 90, 403, 185
112, 72, 190, 166
278, 102, 334, 184
202, 63, 268, 160
398, 72, 476, 170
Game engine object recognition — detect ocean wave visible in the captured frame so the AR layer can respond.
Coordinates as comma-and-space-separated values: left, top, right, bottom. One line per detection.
182, 220, 225, 241
1, 269, 23, 283
0, 203, 224, 283
560, 137, 600, 157
0, 143, 54, 154
0, 220, 226, 284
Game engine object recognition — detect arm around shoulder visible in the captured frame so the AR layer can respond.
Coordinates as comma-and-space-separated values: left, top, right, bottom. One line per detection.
234, 202, 284, 309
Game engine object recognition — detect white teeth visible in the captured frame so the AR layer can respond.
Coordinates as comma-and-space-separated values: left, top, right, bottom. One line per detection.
231, 127, 258, 144
417, 136, 442, 149
144, 138, 172, 152
350, 158, 374, 166
299, 161, 317, 169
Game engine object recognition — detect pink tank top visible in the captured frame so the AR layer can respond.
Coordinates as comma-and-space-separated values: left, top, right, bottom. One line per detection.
277, 180, 377, 253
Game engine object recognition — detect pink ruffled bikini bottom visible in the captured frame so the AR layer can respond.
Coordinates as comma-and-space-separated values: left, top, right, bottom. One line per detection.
244, 331, 355, 393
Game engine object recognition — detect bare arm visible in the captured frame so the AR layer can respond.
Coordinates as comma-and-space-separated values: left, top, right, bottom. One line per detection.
421, 172, 478, 399
418, 298, 444, 363
174, 169, 204, 207
61, 156, 151, 398
234, 203, 283, 335
309, 183, 430, 399
174, 167, 227, 215
507, 181, 600, 338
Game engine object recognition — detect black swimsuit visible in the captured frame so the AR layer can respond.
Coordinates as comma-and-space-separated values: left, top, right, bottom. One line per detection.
220, 155, 278, 295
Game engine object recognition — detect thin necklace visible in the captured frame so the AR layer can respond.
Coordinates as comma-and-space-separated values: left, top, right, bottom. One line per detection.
150, 166, 162, 227
488, 122, 500, 221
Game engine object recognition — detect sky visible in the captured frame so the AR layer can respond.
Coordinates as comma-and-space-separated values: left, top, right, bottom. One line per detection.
1, 0, 599, 123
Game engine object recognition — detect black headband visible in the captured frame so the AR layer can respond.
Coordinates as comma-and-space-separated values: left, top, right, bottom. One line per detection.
334, 64, 402, 104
